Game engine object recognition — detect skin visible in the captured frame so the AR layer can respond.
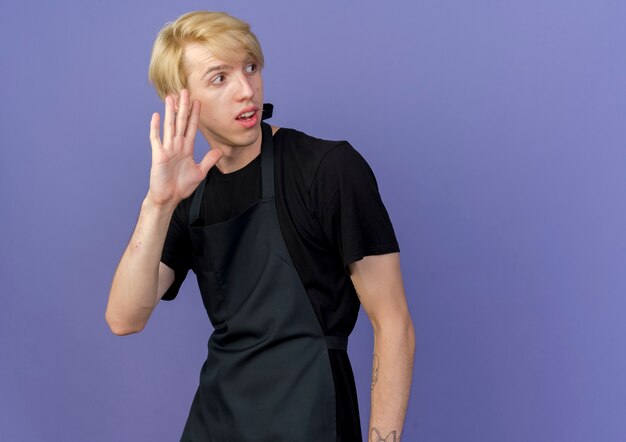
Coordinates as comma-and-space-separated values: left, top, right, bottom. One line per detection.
180, 42, 267, 171
106, 44, 268, 333
106, 42, 414, 440
350, 253, 415, 441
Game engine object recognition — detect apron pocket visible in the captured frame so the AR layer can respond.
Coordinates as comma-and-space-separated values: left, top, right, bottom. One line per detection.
192, 255, 229, 327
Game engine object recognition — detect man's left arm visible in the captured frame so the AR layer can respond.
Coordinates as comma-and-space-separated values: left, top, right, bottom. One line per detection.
349, 252, 415, 442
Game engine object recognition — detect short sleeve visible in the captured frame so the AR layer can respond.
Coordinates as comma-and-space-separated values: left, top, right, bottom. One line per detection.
160, 202, 192, 301
310, 143, 399, 267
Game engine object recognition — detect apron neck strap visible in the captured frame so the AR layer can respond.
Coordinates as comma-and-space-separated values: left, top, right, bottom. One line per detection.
260, 122, 274, 199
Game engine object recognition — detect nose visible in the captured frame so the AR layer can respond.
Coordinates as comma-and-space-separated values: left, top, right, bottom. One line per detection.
235, 73, 255, 101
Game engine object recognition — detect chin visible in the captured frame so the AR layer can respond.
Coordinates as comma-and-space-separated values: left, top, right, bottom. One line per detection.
232, 126, 262, 147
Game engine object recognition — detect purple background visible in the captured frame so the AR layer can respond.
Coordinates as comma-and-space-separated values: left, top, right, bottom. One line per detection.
1, 1, 625, 441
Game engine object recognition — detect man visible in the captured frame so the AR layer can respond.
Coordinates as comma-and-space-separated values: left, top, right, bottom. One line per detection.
106, 11, 414, 442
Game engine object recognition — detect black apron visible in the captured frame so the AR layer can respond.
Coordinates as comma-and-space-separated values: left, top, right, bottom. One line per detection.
182, 123, 347, 441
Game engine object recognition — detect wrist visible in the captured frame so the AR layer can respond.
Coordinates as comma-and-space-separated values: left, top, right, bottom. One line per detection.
142, 194, 178, 215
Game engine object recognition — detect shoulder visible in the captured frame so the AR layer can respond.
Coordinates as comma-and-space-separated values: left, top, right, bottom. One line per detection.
273, 127, 356, 189
274, 127, 349, 156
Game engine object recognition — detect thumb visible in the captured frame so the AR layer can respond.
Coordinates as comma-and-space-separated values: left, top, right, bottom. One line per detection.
198, 149, 224, 176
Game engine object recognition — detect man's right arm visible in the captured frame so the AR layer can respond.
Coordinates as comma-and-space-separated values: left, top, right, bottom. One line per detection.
105, 89, 222, 335
105, 198, 176, 335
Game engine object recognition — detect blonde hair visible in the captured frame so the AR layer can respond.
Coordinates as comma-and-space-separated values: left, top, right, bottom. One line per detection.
148, 11, 264, 100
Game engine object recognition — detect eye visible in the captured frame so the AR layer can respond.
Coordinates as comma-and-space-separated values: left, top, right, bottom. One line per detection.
245, 63, 257, 74
211, 74, 225, 85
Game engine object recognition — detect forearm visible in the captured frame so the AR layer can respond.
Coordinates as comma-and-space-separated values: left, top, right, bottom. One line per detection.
368, 317, 415, 441
105, 196, 176, 335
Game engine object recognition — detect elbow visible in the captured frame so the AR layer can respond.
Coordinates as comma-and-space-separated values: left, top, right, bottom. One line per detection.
405, 318, 416, 355
397, 316, 415, 351
108, 324, 143, 336
374, 314, 415, 352
105, 311, 145, 336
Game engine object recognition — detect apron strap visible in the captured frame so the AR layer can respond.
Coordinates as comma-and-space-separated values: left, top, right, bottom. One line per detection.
260, 122, 274, 199
189, 123, 274, 223
189, 175, 207, 225
325, 335, 348, 351
261, 103, 274, 120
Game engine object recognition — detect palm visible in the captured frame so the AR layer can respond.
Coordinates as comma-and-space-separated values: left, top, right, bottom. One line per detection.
148, 90, 222, 206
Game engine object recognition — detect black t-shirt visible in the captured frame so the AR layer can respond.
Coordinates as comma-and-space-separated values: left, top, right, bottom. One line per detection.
160, 127, 399, 440
161, 127, 398, 331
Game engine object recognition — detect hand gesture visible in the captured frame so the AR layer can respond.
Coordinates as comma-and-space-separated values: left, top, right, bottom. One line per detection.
147, 89, 222, 207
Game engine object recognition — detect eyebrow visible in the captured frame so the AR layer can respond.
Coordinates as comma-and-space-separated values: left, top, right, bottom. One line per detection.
201, 64, 233, 79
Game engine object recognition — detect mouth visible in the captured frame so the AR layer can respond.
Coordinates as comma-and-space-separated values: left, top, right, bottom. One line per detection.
237, 110, 256, 119
235, 107, 260, 128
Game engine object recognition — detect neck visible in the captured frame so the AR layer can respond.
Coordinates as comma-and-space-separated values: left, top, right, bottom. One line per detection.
214, 142, 261, 174
202, 128, 264, 174
202, 125, 280, 174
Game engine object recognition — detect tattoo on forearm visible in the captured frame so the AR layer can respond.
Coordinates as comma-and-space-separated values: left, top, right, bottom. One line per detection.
371, 353, 380, 390
370, 427, 397, 442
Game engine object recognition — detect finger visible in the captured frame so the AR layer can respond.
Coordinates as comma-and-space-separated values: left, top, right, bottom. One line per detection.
175, 89, 189, 137
198, 149, 224, 177
184, 99, 200, 149
149, 112, 162, 148
163, 95, 175, 142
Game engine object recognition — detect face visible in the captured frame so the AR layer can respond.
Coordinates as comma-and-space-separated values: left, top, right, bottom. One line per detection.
183, 42, 264, 151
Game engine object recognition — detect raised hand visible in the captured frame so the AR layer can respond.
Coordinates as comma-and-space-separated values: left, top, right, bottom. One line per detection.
147, 89, 223, 208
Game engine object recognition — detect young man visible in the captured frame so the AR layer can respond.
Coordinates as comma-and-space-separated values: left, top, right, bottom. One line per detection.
106, 11, 414, 442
